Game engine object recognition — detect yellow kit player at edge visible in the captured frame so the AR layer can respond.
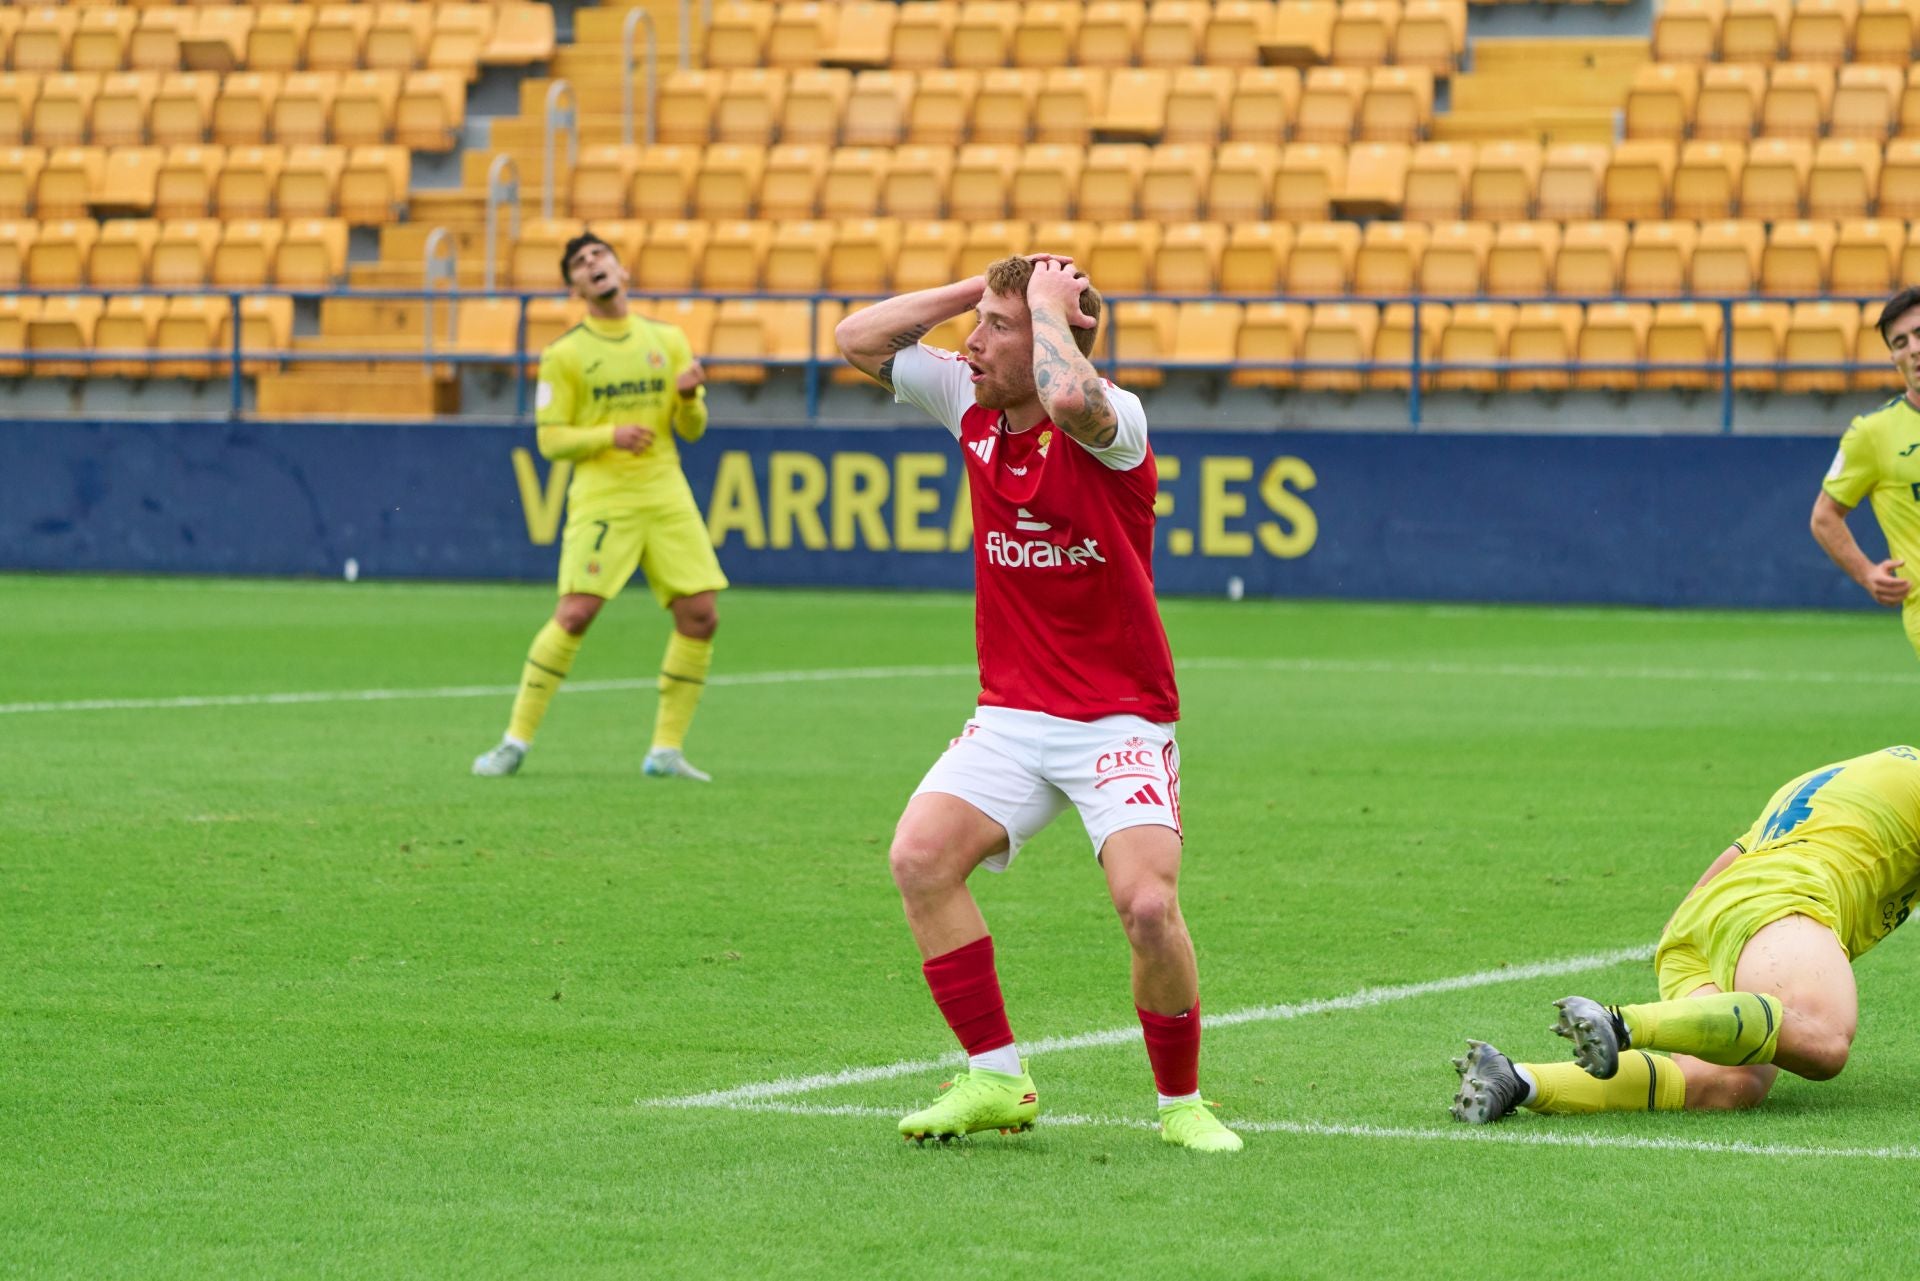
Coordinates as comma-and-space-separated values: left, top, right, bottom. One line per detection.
1451, 746, 1920, 1125
1811, 285, 1920, 654
472, 231, 729, 782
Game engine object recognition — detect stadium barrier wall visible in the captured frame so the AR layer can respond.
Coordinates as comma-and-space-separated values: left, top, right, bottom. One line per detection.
0, 418, 1885, 610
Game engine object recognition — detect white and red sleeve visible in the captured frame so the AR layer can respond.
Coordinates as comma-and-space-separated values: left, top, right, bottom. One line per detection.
891, 343, 975, 441
1077, 382, 1150, 471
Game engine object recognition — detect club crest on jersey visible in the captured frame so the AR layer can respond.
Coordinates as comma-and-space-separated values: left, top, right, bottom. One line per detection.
648, 349, 666, 368
1038, 429, 1053, 457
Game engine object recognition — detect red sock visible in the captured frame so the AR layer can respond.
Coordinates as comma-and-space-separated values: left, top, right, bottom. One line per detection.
922, 935, 1014, 1056
1137, 1000, 1201, 1097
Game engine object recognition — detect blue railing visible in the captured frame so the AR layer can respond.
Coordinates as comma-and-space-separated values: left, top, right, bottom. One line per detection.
0, 286, 1899, 432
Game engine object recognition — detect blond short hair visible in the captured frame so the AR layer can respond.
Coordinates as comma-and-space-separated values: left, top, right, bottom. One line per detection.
983, 256, 1103, 358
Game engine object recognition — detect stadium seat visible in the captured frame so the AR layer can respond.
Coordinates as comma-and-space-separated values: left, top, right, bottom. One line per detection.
340, 146, 407, 226
1576, 301, 1653, 391
1337, 141, 1409, 218
1692, 219, 1767, 293
247, 6, 314, 75
1029, 218, 1096, 265
633, 221, 708, 292
957, 218, 1030, 278
1902, 65, 1920, 137
782, 69, 851, 148
36, 147, 103, 222
502, 217, 579, 290
1113, 299, 1174, 388
1538, 143, 1608, 221
35, 75, 100, 150
1220, 222, 1294, 295
153, 295, 230, 381
1396, 0, 1466, 74
823, 217, 897, 294
1624, 221, 1699, 297
96, 295, 164, 379
395, 72, 464, 152
1165, 67, 1234, 145
1854, 301, 1896, 390
272, 74, 337, 149
277, 146, 344, 220
1078, 143, 1148, 221
1011, 2, 1081, 68
1782, 300, 1859, 392
211, 219, 284, 288
771, 2, 840, 69
14, 9, 78, 75
94, 74, 159, 151
27, 219, 98, 289
0, 219, 32, 292
1228, 68, 1300, 143
972, 69, 1040, 145
151, 74, 217, 149
213, 74, 278, 148
1434, 301, 1514, 392
1832, 218, 1907, 293
883, 144, 958, 220
1275, 143, 1346, 221
1645, 302, 1725, 391
1078, 1, 1147, 67
1469, 140, 1542, 222
28, 295, 103, 380
1762, 63, 1836, 140
1371, 301, 1445, 391
1721, 0, 1791, 62
902, 70, 975, 146
1626, 64, 1700, 142
716, 69, 789, 146
1787, 0, 1860, 62
1230, 300, 1308, 388
628, 146, 699, 221
1730, 299, 1791, 389
1487, 222, 1561, 297
1141, 143, 1210, 222
1143, 2, 1212, 69
309, 6, 374, 75
1359, 68, 1432, 145
1354, 221, 1428, 295
894, 220, 965, 291
1096, 68, 1170, 143
277, 217, 348, 287
90, 220, 158, 290
890, 2, 959, 70
844, 71, 912, 147
131, 10, 192, 75
1330, 0, 1400, 67
1404, 141, 1473, 222
1419, 220, 1494, 296
1295, 67, 1364, 144
1087, 220, 1162, 294
151, 219, 221, 287
694, 144, 768, 222
1832, 65, 1903, 139
820, 146, 889, 219
1809, 139, 1880, 218
950, 142, 1023, 221
216, 145, 284, 220
568, 146, 635, 222
1035, 67, 1110, 144
333, 71, 400, 148
756, 144, 827, 220
1673, 141, 1745, 219
759, 219, 831, 293
1738, 138, 1811, 220
1761, 219, 1837, 296
1654, 0, 1726, 62
237, 294, 294, 376
1265, 0, 1336, 67
1157, 221, 1227, 294
706, 2, 773, 68
1855, 0, 1920, 63
0, 76, 37, 150
658, 71, 722, 145
1880, 139, 1920, 216
1554, 221, 1629, 295
1508, 303, 1582, 391
1206, 2, 1277, 68
1169, 299, 1241, 372
1604, 141, 1678, 221
0, 147, 42, 220
367, 4, 433, 74
427, 5, 496, 81
1697, 64, 1766, 140
1206, 141, 1280, 222
1299, 302, 1378, 392
93, 146, 162, 219
951, 2, 1019, 69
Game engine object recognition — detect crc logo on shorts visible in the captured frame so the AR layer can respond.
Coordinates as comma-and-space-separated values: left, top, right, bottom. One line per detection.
982, 530, 1106, 570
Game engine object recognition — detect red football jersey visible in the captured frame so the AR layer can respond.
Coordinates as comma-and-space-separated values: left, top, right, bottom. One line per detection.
894, 344, 1179, 723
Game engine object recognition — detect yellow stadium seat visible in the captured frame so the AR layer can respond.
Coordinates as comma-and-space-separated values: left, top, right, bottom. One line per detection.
1300, 302, 1378, 392
340, 145, 407, 226
1397, 0, 1466, 73
770, 3, 840, 70
781, 69, 850, 147
1469, 140, 1541, 222
1809, 138, 1879, 218
93, 145, 161, 219
821, 146, 889, 219
1371, 301, 1446, 391
951, 2, 1018, 68
1627, 65, 1700, 142
760, 143, 829, 220
568, 145, 634, 222
213, 73, 278, 147
1645, 302, 1724, 391
0, 147, 41, 220
1265, 0, 1336, 66
1508, 303, 1582, 392
1902, 65, 1920, 136
1359, 67, 1431, 145
156, 148, 220, 220
89, 220, 158, 290
1555, 221, 1629, 295
1221, 222, 1293, 295
818, 1, 896, 72
1419, 220, 1493, 296
1761, 219, 1837, 296
716, 69, 787, 146
972, 69, 1040, 145
271, 73, 338, 148
1331, 1, 1400, 67
1782, 300, 1858, 392
505, 216, 581, 289
900, 69, 973, 146
151, 74, 217, 148
1673, 141, 1745, 220
894, 220, 964, 291
1855, 0, 1919, 63
1604, 141, 1677, 220
1402, 141, 1471, 222
1140, 143, 1210, 222
1854, 301, 1897, 391
97, 295, 164, 379
1229, 67, 1300, 143
131, 10, 191, 76
842, 70, 912, 147
1721, 0, 1790, 62
1095, 68, 1169, 143
1203, 141, 1278, 223
216, 145, 283, 220
427, 5, 494, 82
1539, 143, 1608, 220
1087, 220, 1162, 294
0, 76, 37, 150
451, 297, 519, 360
1029, 217, 1096, 267
333, 71, 400, 147
1165, 67, 1234, 145
276, 217, 348, 287
1275, 143, 1347, 221
1742, 137, 1812, 219
1879, 139, 1920, 217
36, 147, 102, 222
1076, 1, 1146, 67
1763, 63, 1836, 140
1295, 66, 1363, 144
1336, 141, 1409, 218
1486, 222, 1560, 297
1230, 300, 1307, 388
395, 72, 463, 152
657, 70, 721, 146
705, 2, 772, 69
34, 75, 99, 150
1692, 219, 1767, 293
883, 143, 958, 220
1005, 142, 1077, 220
891, 2, 958, 70
1623, 220, 1699, 297
1832, 64, 1902, 139
28, 295, 103, 380
308, 5, 374, 75
1157, 221, 1226, 294
27, 219, 97, 289
757, 219, 828, 293
1285, 221, 1361, 295
1142, 2, 1210, 68
1433, 301, 1512, 391
277, 145, 343, 220
1111, 299, 1172, 389
180, 8, 252, 76
1354, 221, 1428, 294
956, 218, 1030, 278
1696, 63, 1766, 140
520, 296, 584, 359
152, 295, 230, 381
14, 9, 77, 75
366, 4, 431, 73
1832, 218, 1906, 293
1009, 2, 1080, 68
92, 74, 156, 152
1576, 301, 1652, 391
1168, 299, 1241, 372
633, 221, 708, 292
1077, 143, 1147, 221
626, 146, 698, 221
211, 219, 284, 288
1787, 0, 1859, 62
238, 294, 293, 375
1206, 2, 1275, 67
822, 217, 897, 293
247, 7, 315, 75
0, 220, 33, 292
1035, 67, 1109, 144
1731, 300, 1790, 390
693, 144, 767, 222
1654, 0, 1725, 62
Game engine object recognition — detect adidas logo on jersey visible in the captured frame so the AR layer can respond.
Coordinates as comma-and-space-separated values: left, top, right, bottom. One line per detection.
983, 530, 1106, 570
968, 437, 996, 465
1124, 784, 1166, 807
1015, 507, 1050, 532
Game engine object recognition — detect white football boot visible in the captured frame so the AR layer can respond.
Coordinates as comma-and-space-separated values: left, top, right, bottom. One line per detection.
471, 740, 526, 777
642, 747, 711, 782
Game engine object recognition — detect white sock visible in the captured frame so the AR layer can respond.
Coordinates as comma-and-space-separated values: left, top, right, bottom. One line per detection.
1157, 1090, 1203, 1109
1513, 1062, 1538, 1106
968, 1044, 1022, 1076
504, 735, 529, 751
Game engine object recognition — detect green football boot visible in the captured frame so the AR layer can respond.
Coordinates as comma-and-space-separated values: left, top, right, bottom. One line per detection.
898, 1064, 1038, 1143
1158, 1099, 1244, 1153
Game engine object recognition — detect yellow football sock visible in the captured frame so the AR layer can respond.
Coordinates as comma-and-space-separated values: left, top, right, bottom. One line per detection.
1523, 1053, 1687, 1115
1619, 993, 1782, 1067
506, 620, 582, 744
650, 631, 712, 751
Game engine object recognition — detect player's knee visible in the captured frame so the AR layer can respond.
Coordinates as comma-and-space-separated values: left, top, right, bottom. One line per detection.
1115, 885, 1180, 950
1794, 1031, 1851, 1081
888, 832, 958, 897
555, 599, 600, 634
672, 597, 719, 639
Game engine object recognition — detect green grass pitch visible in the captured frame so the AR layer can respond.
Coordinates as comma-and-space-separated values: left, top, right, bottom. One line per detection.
6, 575, 1920, 1278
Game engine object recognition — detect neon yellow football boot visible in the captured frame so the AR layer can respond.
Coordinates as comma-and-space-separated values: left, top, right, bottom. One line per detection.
1158, 1099, 1244, 1153
898, 1064, 1039, 1143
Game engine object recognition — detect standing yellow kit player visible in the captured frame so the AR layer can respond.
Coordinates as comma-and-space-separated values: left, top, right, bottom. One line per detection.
472, 232, 728, 781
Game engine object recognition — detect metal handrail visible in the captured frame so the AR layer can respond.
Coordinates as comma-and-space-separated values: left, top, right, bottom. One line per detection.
541, 79, 576, 221
622, 8, 659, 147
484, 154, 520, 294
421, 228, 457, 365
678, 0, 713, 67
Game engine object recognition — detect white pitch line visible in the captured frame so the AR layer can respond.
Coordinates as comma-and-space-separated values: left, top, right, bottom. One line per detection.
1180, 655, 1920, 688
643, 945, 1653, 1110
701, 1100, 1920, 1163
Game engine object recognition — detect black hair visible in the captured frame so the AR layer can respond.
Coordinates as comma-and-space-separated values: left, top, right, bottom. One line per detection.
1877, 286, 1920, 342
560, 232, 614, 285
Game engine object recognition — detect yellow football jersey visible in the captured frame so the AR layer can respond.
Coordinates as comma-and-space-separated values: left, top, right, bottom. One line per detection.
1732, 746, 1920, 960
535, 313, 709, 520
1823, 395, 1920, 611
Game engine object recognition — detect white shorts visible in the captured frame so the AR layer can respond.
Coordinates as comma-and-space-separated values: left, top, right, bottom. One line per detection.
912, 705, 1183, 872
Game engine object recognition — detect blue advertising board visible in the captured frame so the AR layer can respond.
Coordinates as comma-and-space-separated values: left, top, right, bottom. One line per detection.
0, 418, 1883, 610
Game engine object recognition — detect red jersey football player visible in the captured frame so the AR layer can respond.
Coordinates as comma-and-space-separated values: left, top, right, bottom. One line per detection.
834, 255, 1242, 1154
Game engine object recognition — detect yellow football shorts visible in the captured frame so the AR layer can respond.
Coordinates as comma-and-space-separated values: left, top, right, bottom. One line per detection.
556, 489, 729, 607
1653, 847, 1846, 1000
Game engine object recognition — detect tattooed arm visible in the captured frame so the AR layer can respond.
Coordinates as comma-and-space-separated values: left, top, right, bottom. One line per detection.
833, 277, 987, 391
1026, 262, 1118, 450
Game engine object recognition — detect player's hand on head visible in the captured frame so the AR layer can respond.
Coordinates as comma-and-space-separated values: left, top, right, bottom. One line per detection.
1870, 558, 1910, 606
1026, 258, 1098, 331
612, 424, 653, 453
676, 361, 705, 397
